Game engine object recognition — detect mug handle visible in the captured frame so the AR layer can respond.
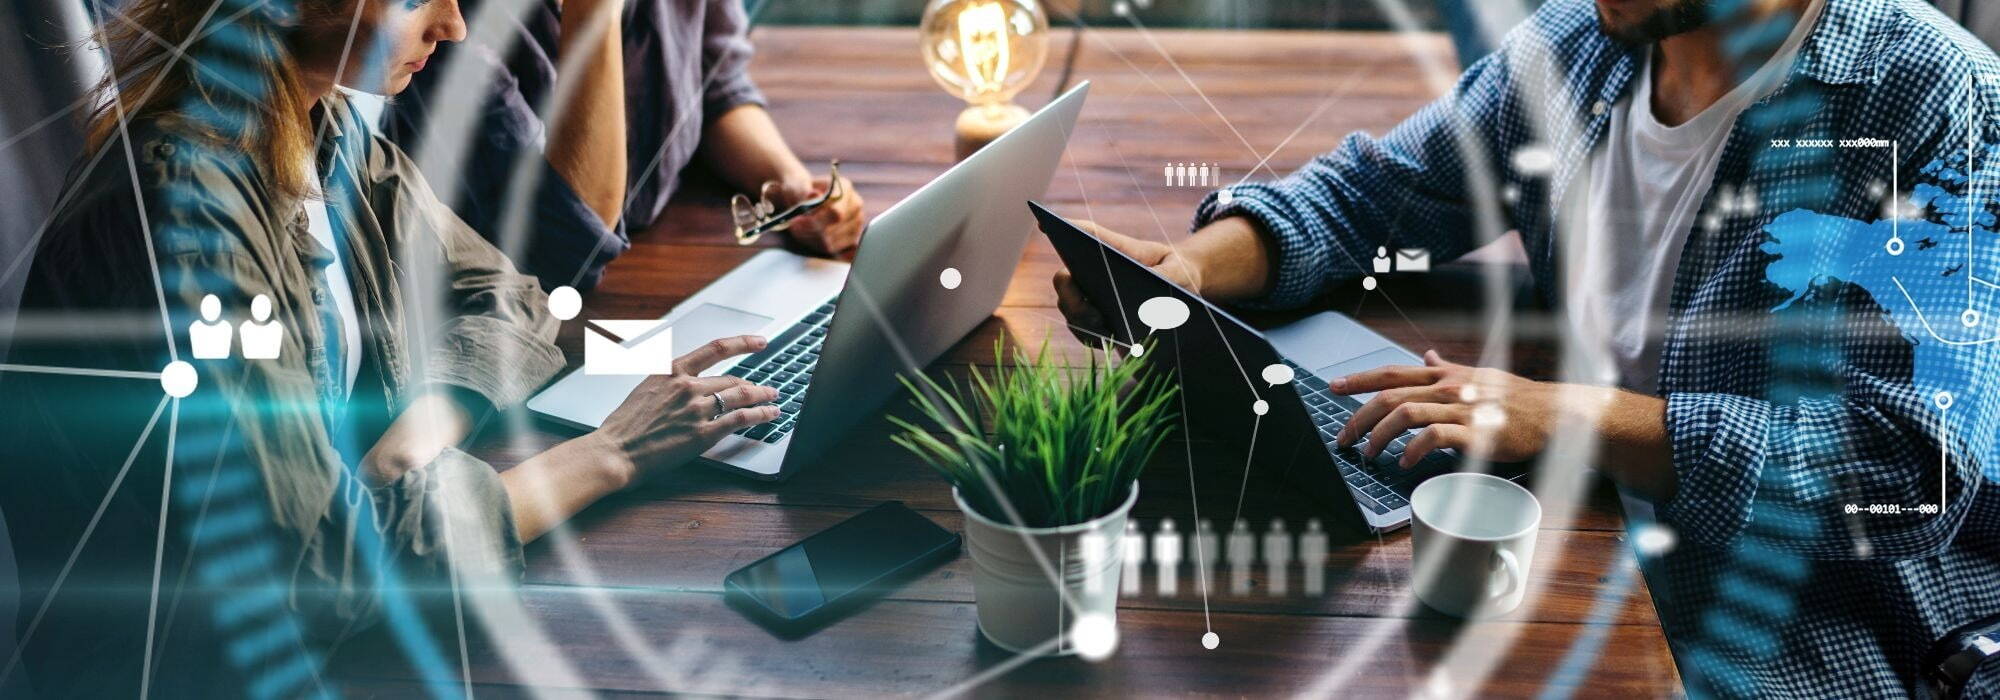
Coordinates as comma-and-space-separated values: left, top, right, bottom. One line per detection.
1487, 549, 1522, 603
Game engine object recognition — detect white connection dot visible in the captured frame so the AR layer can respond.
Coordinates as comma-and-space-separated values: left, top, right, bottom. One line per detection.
161, 361, 197, 398
940, 267, 962, 290
547, 285, 582, 321
1458, 384, 1481, 403
1936, 391, 1955, 410
1128, 344, 1144, 357
1071, 613, 1119, 662
1252, 399, 1269, 416
1961, 309, 1981, 328
1216, 188, 1234, 205
1471, 403, 1506, 429
1632, 523, 1678, 557
1511, 144, 1556, 176
1112, 0, 1131, 17
1886, 237, 1905, 256
1201, 632, 1219, 649
1362, 276, 1378, 291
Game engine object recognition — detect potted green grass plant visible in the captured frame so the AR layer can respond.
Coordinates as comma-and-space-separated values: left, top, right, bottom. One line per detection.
890, 336, 1178, 655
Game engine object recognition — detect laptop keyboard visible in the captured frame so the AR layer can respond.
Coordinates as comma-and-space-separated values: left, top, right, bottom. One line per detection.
1283, 360, 1433, 516
722, 300, 836, 443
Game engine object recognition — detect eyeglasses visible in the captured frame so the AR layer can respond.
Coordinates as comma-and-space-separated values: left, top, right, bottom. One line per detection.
731, 160, 845, 245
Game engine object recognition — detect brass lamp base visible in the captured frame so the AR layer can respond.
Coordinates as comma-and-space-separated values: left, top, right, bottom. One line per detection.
953, 103, 1032, 161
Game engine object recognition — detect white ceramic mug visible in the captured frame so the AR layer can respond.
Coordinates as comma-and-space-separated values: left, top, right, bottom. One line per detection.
1409, 473, 1541, 618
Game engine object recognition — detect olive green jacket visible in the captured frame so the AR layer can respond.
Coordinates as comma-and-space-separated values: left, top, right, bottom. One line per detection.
2, 95, 563, 693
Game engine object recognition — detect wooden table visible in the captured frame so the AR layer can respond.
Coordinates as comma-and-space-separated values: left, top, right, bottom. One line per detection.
328, 27, 1683, 697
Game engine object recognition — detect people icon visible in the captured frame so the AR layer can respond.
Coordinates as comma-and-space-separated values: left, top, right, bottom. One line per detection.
1121, 527, 1146, 596
1301, 518, 1328, 596
1263, 517, 1291, 596
1081, 531, 1109, 595
188, 294, 234, 359
1372, 246, 1393, 274
1227, 519, 1255, 595
1194, 518, 1219, 595
240, 294, 284, 359
1153, 519, 1182, 597
1164, 162, 1221, 187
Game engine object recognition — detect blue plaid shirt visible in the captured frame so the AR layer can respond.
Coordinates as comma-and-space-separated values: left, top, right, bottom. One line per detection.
1197, 0, 2000, 695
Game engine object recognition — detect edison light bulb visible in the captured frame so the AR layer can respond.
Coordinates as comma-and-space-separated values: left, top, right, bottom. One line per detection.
919, 0, 1049, 159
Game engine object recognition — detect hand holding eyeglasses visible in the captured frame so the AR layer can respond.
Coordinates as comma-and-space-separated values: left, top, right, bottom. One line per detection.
731, 160, 867, 254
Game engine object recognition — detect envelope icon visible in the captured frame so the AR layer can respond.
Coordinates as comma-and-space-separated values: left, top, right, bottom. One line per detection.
1395, 248, 1431, 273
584, 320, 676, 376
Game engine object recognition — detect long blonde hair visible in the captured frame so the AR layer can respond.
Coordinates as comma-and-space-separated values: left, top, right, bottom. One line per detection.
84, 0, 372, 198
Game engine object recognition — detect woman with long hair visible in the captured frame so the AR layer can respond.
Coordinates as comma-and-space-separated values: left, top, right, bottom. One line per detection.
0, 0, 778, 695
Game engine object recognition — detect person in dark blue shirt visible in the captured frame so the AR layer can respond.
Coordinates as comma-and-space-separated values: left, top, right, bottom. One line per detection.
383, 0, 864, 291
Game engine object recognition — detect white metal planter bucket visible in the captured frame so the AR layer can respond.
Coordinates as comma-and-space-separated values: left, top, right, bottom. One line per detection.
954, 484, 1138, 655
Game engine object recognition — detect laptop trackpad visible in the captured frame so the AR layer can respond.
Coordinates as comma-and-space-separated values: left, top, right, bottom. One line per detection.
671, 303, 774, 366
1314, 348, 1423, 403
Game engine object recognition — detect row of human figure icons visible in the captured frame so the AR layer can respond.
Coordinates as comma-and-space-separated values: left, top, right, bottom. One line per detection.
189, 293, 285, 360
1164, 162, 1221, 188
1078, 518, 1331, 598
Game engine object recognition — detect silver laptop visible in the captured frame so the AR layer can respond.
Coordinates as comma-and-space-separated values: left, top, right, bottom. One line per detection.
527, 82, 1090, 480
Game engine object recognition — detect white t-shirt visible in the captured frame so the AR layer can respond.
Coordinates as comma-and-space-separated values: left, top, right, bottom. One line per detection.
303, 162, 363, 395
1571, 0, 1824, 395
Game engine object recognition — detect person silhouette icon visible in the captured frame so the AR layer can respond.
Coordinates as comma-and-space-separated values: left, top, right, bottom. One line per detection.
188, 294, 234, 359
239, 294, 284, 359
1372, 246, 1393, 274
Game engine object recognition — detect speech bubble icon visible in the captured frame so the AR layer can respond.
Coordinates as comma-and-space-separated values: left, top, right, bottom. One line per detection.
1260, 363, 1295, 386
1137, 296, 1190, 332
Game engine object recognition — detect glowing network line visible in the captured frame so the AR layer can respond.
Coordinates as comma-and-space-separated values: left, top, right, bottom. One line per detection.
1892, 276, 2000, 346
0, 396, 170, 688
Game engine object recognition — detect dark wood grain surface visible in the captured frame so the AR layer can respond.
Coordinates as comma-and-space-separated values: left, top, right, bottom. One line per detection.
325, 27, 1682, 697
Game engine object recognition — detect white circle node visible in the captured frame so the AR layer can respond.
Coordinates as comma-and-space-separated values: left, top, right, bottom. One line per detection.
1071, 613, 1119, 662
1201, 632, 1219, 650
1935, 391, 1955, 410
1458, 384, 1480, 403
1112, 0, 1131, 17
1510, 144, 1556, 176
1252, 399, 1269, 416
1128, 344, 1144, 358
1471, 403, 1507, 429
161, 361, 197, 398
1632, 523, 1678, 557
1886, 237, 1905, 256
939, 267, 963, 290
1961, 309, 1981, 328
1362, 276, 1378, 291
547, 285, 582, 321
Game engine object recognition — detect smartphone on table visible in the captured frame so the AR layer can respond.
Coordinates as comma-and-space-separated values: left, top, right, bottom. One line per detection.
724, 501, 960, 635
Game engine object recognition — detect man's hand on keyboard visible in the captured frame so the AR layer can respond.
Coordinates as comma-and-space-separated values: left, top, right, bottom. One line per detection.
1331, 350, 1600, 468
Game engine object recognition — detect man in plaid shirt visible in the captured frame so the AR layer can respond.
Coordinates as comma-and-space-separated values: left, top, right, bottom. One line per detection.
1055, 0, 1999, 694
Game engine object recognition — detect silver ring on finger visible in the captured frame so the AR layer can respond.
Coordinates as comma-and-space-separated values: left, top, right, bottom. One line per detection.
710, 392, 728, 421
